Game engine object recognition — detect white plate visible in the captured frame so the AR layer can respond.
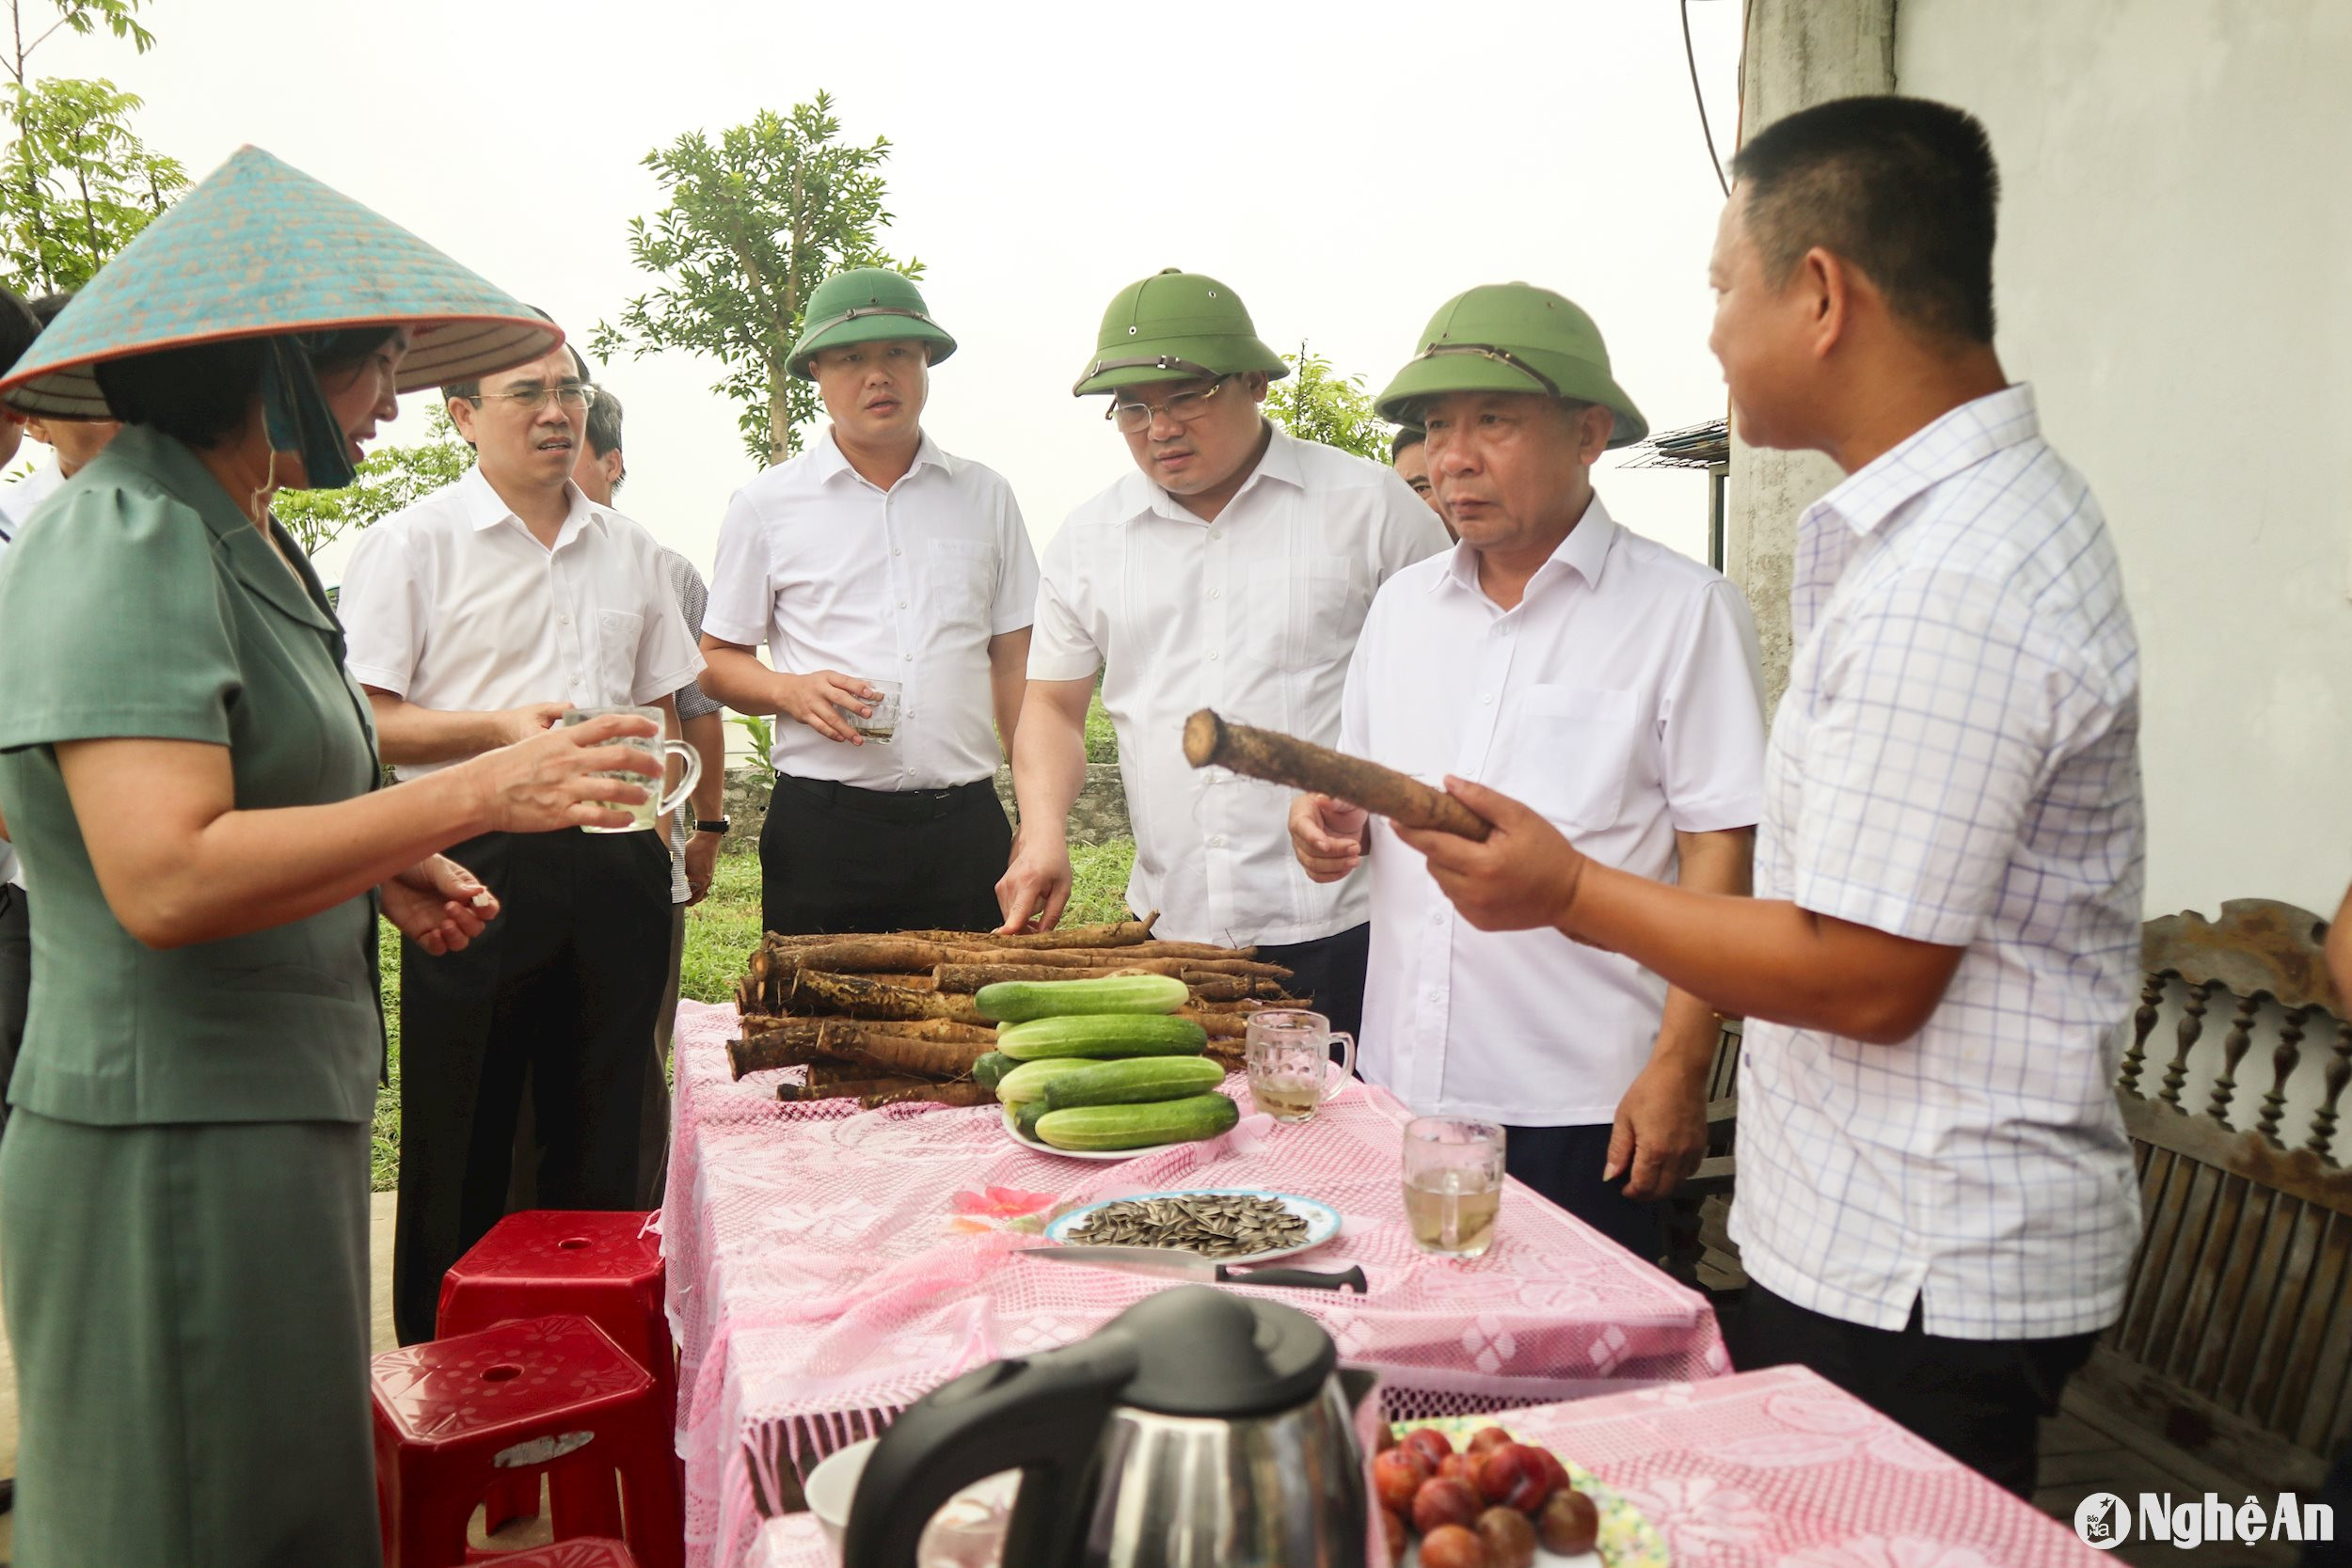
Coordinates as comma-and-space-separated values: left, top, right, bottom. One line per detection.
1003, 1118, 1192, 1163
1045, 1188, 1343, 1265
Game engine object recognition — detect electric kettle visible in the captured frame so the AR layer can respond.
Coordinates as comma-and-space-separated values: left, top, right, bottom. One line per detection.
841, 1285, 1377, 1567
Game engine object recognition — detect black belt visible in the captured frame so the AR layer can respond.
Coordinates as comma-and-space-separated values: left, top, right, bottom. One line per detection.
777, 773, 996, 823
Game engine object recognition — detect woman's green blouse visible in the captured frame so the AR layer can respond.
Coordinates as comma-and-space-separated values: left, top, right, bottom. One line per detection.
0, 425, 386, 1125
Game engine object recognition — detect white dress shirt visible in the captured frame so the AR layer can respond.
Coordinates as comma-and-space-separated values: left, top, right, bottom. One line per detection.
702, 429, 1038, 791
1343, 498, 1765, 1123
1732, 385, 2146, 1341
337, 467, 704, 781
1030, 427, 1449, 946
0, 455, 62, 533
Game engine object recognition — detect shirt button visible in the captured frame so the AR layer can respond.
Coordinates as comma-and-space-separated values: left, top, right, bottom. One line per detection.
1428, 911, 1444, 927
1480, 693, 1493, 705
1209, 589, 1221, 600
1207, 650, 1218, 661
559, 614, 572, 626
893, 546, 901, 556
1208, 835, 1225, 848
898, 600, 908, 609
903, 654, 913, 663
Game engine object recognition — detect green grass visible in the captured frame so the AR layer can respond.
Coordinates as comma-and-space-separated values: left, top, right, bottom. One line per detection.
367, 836, 1136, 1190
1086, 690, 1118, 764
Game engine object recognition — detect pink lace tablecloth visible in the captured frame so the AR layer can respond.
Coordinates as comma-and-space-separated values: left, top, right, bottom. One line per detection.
661, 1000, 1729, 1568
746, 1366, 2106, 1567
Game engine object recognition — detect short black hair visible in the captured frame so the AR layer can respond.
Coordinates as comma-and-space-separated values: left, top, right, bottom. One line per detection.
1390, 425, 1424, 461
95, 327, 398, 447
27, 292, 73, 329
0, 285, 39, 377
583, 384, 624, 459
1731, 95, 1999, 344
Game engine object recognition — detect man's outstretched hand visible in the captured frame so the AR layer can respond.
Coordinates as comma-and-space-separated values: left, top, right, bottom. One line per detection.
1391, 777, 1589, 934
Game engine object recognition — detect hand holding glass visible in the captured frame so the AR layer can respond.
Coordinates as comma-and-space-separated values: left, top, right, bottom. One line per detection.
835, 678, 902, 744
1245, 1008, 1356, 1123
560, 705, 702, 832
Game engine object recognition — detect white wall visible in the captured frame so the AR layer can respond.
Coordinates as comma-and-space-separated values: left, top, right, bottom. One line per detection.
1895, 0, 2352, 922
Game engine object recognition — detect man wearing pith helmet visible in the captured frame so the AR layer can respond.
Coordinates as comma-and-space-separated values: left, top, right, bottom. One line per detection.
1289, 282, 1766, 1257
1000, 268, 1447, 1041
701, 267, 1039, 937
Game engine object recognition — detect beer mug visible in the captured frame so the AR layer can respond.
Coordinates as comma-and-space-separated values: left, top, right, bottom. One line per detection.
1244, 1008, 1356, 1124
560, 704, 703, 833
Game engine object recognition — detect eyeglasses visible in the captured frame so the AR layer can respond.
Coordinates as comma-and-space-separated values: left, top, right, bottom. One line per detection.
1105, 375, 1233, 434
466, 381, 596, 413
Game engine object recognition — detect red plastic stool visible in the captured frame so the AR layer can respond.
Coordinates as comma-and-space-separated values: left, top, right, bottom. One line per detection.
439, 1212, 677, 1535
373, 1314, 683, 1568
465, 1542, 639, 1567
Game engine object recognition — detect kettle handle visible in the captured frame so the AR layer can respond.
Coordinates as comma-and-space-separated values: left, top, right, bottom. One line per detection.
841, 1330, 1140, 1568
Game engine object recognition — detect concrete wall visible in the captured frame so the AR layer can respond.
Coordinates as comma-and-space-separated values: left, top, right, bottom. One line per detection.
1893, 0, 2352, 920
1727, 0, 1896, 710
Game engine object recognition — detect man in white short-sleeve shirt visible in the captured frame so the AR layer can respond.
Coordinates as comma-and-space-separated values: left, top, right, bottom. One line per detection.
1000, 270, 1447, 1039
1394, 98, 2143, 1499
700, 269, 1038, 936
337, 338, 703, 1346
1293, 283, 1764, 1257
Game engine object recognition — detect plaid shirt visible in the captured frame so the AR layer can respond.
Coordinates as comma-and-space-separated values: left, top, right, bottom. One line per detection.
1731, 385, 2146, 1340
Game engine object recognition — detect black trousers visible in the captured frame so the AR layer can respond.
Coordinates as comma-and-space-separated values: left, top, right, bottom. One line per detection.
0, 882, 24, 1137
1502, 1120, 1666, 1262
1257, 922, 1370, 1044
759, 775, 1011, 937
392, 828, 671, 1344
1730, 1283, 2098, 1497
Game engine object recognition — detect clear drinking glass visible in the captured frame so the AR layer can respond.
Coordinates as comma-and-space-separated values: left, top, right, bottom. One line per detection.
837, 678, 903, 744
1402, 1117, 1506, 1259
1245, 1009, 1357, 1124
559, 704, 703, 833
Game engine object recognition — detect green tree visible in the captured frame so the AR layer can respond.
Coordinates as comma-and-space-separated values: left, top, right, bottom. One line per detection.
591, 90, 919, 467
277, 405, 473, 561
1263, 343, 1391, 462
1, 0, 185, 295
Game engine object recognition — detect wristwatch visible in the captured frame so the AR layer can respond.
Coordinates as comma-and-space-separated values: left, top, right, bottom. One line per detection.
693, 817, 731, 835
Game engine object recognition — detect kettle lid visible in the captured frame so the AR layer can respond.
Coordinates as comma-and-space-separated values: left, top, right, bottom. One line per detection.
1108, 1285, 1337, 1418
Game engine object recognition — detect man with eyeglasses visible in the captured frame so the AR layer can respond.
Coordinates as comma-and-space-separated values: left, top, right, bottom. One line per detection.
701, 268, 1038, 936
337, 337, 703, 1344
998, 269, 1447, 1040
1292, 283, 1764, 1258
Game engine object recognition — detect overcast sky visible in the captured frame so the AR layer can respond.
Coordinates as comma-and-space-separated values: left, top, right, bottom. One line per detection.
23, 0, 1743, 583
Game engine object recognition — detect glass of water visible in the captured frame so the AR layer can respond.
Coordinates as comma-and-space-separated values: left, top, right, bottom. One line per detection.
836, 678, 903, 744
559, 705, 703, 833
1403, 1117, 1505, 1259
1245, 1009, 1356, 1124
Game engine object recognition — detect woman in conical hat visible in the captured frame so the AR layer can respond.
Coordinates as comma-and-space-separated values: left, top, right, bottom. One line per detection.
0, 147, 662, 1566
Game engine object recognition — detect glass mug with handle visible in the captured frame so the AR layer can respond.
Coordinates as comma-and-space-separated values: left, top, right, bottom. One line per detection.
559, 705, 703, 833
1244, 1008, 1357, 1124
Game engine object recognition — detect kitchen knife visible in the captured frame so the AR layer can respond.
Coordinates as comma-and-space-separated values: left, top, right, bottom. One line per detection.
1024, 1245, 1368, 1293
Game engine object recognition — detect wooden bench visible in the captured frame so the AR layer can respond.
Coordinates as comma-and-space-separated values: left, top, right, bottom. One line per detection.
2080, 897, 2352, 1494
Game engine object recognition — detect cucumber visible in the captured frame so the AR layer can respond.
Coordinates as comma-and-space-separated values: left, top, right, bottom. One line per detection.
1011, 1098, 1052, 1141
1035, 1093, 1240, 1151
971, 1052, 1014, 1090
994, 1056, 1104, 1105
995, 1014, 1208, 1063
975, 973, 1190, 1023
1041, 1055, 1228, 1112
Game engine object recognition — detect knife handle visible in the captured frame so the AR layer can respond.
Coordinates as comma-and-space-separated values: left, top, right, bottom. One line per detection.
1217, 1262, 1369, 1293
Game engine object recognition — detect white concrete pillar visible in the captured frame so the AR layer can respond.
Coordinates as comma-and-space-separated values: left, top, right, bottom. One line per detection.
1728, 0, 1898, 708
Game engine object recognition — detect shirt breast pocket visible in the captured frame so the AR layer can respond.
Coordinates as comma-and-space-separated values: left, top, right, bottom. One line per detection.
1504, 684, 1639, 832
1248, 555, 1362, 665
928, 539, 994, 629
596, 609, 644, 702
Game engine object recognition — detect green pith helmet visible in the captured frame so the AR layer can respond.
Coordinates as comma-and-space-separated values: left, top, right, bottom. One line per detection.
1072, 268, 1290, 396
787, 267, 956, 380
1373, 282, 1647, 448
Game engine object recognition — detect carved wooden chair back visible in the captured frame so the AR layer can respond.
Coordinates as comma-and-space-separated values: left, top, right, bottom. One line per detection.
2098, 898, 2352, 1484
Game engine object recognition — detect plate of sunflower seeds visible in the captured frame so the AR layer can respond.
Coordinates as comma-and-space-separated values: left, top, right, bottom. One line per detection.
1045, 1188, 1343, 1265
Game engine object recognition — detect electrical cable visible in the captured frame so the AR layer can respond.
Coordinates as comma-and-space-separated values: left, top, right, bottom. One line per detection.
1681, 0, 1731, 198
